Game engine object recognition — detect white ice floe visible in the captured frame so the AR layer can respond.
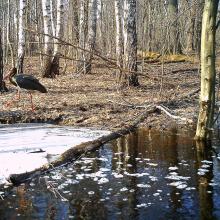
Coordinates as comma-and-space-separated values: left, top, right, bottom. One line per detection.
186, 187, 196, 190
120, 187, 128, 192
201, 160, 213, 164
76, 174, 84, 180
100, 168, 111, 172
153, 193, 160, 196
165, 173, 190, 181
112, 173, 124, 178
137, 203, 147, 208
98, 178, 109, 184
115, 152, 124, 155
168, 166, 178, 171
146, 163, 158, 167
169, 181, 187, 189
201, 164, 210, 169
124, 172, 149, 177
197, 168, 209, 176
97, 157, 108, 162
137, 184, 151, 188
149, 176, 158, 181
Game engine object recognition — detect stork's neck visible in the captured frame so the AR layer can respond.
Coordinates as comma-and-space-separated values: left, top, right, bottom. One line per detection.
8, 67, 18, 86
9, 68, 17, 78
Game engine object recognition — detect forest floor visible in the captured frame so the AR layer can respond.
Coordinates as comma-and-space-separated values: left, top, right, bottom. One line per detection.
0, 57, 216, 133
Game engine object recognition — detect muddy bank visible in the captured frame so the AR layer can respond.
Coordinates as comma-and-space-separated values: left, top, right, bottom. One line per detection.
0, 59, 200, 132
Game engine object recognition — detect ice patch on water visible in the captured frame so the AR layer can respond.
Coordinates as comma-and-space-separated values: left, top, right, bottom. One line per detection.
98, 178, 109, 184
112, 172, 123, 178
100, 168, 110, 172
124, 171, 149, 177
137, 203, 147, 208
97, 157, 108, 162
146, 163, 158, 167
153, 193, 160, 196
135, 158, 142, 161
137, 184, 151, 188
76, 174, 84, 180
166, 173, 190, 181
168, 166, 178, 171
201, 160, 212, 164
149, 176, 158, 181
115, 152, 124, 155
120, 187, 128, 192
197, 168, 209, 176
169, 181, 187, 189
186, 187, 196, 190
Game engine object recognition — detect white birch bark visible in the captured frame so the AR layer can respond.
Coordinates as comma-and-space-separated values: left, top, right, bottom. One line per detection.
195, 0, 219, 140
54, 0, 65, 55
77, 0, 87, 72
42, 0, 53, 55
85, 0, 98, 74
123, 0, 139, 86
42, 0, 54, 77
50, 0, 56, 36
115, 0, 124, 82
17, 0, 26, 74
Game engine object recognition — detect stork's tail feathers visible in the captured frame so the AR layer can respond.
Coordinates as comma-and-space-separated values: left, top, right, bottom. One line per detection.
37, 83, 47, 93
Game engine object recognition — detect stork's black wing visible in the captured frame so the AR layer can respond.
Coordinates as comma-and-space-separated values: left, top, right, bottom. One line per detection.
14, 74, 47, 93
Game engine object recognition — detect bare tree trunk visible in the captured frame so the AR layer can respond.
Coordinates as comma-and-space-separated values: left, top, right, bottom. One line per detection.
50, 0, 56, 37
6, 0, 15, 67
51, 0, 65, 76
123, 0, 139, 86
84, 0, 98, 74
42, 0, 54, 78
195, 0, 219, 140
17, 0, 26, 74
167, 0, 181, 54
186, 2, 196, 54
114, 0, 124, 84
0, 28, 4, 91
77, 0, 87, 73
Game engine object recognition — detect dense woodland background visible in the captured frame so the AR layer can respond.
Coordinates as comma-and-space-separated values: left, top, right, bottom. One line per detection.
0, 0, 219, 81
0, 0, 220, 140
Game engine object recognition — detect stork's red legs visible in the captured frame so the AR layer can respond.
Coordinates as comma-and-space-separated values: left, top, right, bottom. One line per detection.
28, 92, 35, 111
4, 90, 21, 107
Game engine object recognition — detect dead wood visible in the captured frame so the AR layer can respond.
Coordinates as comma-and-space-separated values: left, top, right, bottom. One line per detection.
9, 106, 156, 186
171, 68, 199, 74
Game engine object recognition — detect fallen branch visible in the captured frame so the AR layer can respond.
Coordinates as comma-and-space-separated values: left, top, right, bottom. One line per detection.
156, 105, 193, 123
9, 106, 156, 186
108, 99, 194, 124
171, 68, 199, 74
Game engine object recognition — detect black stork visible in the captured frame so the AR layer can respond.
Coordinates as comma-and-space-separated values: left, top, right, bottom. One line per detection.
4, 67, 47, 111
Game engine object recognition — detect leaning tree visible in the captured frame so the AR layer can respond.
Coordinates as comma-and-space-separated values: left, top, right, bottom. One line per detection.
195, 0, 219, 140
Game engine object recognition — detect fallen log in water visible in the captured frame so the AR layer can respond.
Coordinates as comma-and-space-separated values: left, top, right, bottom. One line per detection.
9, 106, 157, 186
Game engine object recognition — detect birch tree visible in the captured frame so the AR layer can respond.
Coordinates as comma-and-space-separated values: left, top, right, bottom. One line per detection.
0, 27, 4, 91
84, 0, 98, 74
167, 0, 181, 54
51, 0, 65, 76
17, 0, 26, 74
123, 0, 139, 86
115, 0, 124, 84
195, 0, 219, 140
77, 0, 87, 73
42, 0, 54, 77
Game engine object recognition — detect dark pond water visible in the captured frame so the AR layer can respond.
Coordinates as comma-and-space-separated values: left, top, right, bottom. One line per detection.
0, 126, 220, 220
